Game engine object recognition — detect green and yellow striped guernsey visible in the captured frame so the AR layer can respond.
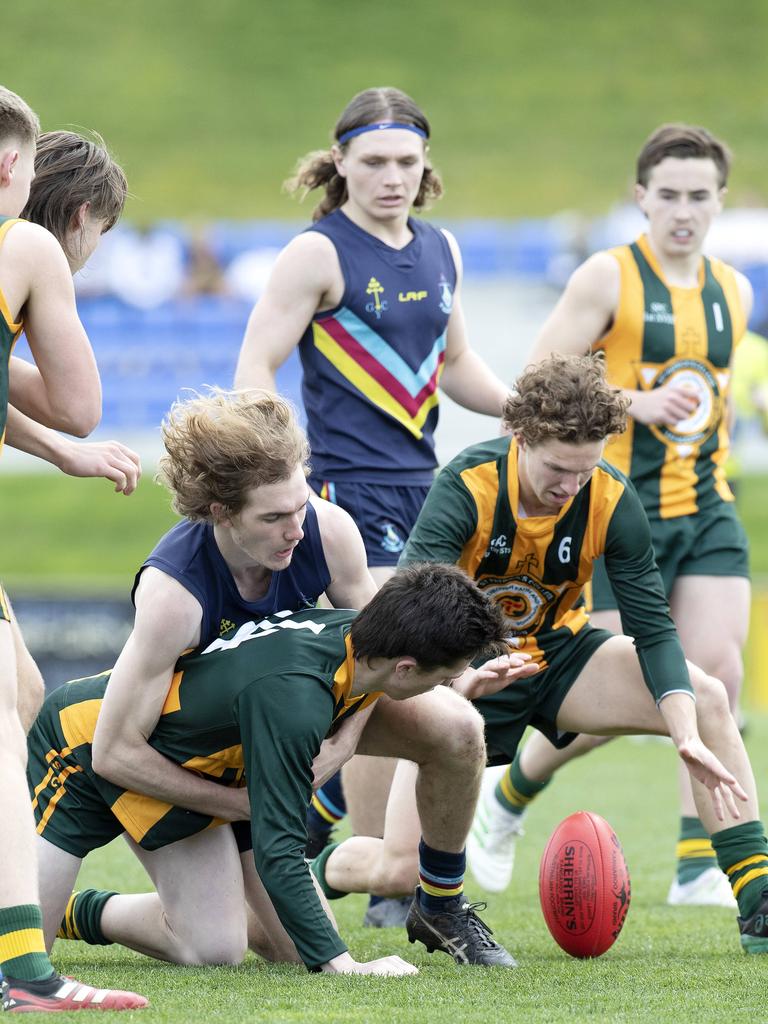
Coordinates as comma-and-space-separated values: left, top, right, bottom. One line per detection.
400, 435, 691, 703
595, 233, 746, 520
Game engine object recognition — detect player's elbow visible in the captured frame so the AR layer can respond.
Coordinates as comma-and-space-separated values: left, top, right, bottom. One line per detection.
62, 399, 101, 437
91, 730, 128, 781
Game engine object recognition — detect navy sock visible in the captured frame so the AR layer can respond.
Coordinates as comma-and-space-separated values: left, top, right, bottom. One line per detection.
417, 839, 465, 913
307, 771, 346, 835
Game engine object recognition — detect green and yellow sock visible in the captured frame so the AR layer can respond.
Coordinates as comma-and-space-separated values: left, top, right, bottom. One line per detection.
494, 753, 550, 816
56, 888, 116, 945
676, 816, 718, 884
0, 904, 55, 982
711, 820, 768, 919
310, 843, 348, 900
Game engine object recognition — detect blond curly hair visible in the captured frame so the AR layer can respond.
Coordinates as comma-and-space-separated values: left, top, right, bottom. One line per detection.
157, 388, 309, 521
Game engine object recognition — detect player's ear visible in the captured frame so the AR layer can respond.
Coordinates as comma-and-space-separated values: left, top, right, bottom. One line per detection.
0, 149, 18, 185
634, 183, 648, 215
394, 656, 418, 675
71, 201, 91, 232
331, 144, 346, 178
209, 501, 231, 526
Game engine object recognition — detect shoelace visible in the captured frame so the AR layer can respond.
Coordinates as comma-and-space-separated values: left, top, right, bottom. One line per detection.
459, 900, 499, 948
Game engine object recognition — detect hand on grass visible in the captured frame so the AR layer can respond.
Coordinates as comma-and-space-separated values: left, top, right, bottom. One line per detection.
321, 952, 418, 976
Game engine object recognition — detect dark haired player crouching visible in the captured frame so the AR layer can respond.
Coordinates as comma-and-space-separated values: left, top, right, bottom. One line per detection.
29, 565, 537, 974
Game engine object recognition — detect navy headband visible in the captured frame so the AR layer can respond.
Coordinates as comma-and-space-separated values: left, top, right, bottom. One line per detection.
337, 122, 428, 146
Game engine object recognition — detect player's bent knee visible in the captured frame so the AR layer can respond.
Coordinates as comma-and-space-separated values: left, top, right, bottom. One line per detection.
161, 909, 248, 966
691, 669, 732, 722
430, 697, 485, 762
177, 933, 248, 966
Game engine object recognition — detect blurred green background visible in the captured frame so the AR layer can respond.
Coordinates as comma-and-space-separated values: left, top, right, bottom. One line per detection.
5, 0, 768, 220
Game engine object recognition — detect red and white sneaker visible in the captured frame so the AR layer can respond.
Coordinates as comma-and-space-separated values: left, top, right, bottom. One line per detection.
2, 973, 148, 1012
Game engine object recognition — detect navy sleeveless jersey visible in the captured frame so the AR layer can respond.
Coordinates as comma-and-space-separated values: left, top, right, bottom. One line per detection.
299, 209, 457, 483
133, 501, 331, 648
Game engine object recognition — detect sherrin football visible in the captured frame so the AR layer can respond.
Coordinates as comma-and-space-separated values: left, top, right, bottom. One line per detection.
538, 810, 631, 958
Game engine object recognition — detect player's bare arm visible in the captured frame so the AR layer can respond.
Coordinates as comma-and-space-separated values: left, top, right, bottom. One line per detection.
438, 229, 509, 416
531, 251, 699, 427
656, 688, 748, 821
313, 496, 377, 609
234, 232, 343, 391
91, 569, 250, 821
531, 251, 620, 362
2, 221, 101, 435
4, 403, 141, 494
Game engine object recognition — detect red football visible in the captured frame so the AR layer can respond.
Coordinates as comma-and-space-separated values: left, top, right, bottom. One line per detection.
539, 810, 631, 958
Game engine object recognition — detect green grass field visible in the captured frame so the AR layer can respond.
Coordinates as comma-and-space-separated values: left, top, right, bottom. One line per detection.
4, 1, 768, 220
52, 723, 768, 1024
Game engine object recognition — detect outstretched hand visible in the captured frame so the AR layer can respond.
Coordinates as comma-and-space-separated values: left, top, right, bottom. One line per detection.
453, 652, 539, 701
676, 737, 749, 822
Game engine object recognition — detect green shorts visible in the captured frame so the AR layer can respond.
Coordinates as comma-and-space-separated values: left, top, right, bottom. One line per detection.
27, 696, 125, 858
591, 500, 749, 611
28, 689, 221, 857
473, 624, 613, 765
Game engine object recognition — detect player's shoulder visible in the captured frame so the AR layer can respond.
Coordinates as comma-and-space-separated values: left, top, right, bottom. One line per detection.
270, 228, 339, 290
135, 564, 203, 615
310, 491, 360, 547
1, 218, 62, 257
445, 435, 511, 476
595, 457, 633, 485
132, 566, 204, 654
570, 249, 621, 292
310, 490, 354, 533
144, 517, 208, 570
592, 459, 636, 504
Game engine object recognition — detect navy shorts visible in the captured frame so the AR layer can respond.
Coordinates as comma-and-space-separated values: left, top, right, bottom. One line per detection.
310, 477, 432, 567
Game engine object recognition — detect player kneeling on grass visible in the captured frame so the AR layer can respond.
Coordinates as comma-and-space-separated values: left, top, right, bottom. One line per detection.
393, 353, 768, 954
29, 564, 536, 975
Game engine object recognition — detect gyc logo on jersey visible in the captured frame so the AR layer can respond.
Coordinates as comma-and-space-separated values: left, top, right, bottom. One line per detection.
365, 277, 388, 319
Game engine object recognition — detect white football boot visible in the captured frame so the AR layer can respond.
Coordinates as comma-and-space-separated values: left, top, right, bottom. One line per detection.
667, 866, 737, 908
467, 764, 525, 893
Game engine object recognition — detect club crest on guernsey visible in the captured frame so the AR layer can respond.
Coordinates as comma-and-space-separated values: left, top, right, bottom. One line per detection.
438, 275, 453, 315
380, 523, 405, 554
365, 276, 388, 319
